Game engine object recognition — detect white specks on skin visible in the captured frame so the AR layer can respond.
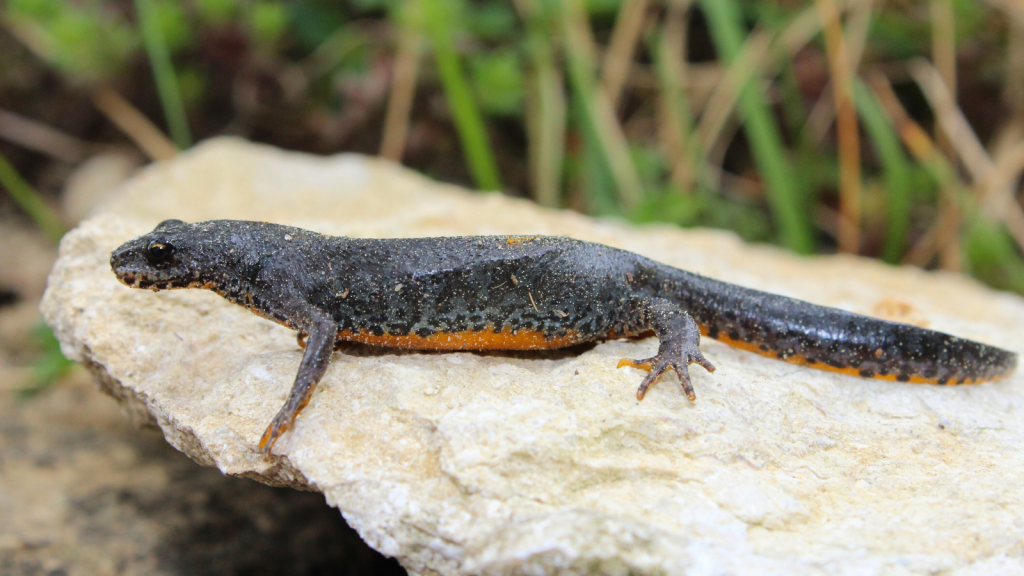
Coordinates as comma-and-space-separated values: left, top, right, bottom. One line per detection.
284, 234, 292, 241
395, 283, 404, 292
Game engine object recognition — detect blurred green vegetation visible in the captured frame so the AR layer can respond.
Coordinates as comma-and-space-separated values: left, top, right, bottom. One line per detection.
18, 321, 76, 398
3, 0, 1024, 294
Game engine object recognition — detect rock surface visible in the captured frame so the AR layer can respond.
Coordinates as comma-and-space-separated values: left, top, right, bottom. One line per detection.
42, 138, 1024, 575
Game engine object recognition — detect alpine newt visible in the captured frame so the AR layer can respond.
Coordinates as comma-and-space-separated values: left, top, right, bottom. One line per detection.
109, 219, 1018, 455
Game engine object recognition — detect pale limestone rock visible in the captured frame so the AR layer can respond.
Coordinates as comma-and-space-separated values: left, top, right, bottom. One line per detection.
41, 138, 1024, 575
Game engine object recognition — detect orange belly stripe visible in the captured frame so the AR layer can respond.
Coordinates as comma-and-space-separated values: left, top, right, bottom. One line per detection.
336, 326, 581, 351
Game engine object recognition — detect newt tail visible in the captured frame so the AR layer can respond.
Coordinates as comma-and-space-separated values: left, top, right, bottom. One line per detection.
652, 267, 1016, 386
109, 220, 1018, 455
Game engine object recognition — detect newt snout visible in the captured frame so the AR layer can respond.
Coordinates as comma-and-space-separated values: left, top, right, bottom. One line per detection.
112, 219, 217, 291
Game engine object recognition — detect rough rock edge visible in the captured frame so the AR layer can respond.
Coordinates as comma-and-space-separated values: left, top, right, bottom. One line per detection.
79, 342, 314, 490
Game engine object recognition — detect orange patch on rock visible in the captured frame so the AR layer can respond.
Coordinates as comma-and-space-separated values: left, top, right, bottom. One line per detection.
616, 358, 653, 371
870, 298, 929, 328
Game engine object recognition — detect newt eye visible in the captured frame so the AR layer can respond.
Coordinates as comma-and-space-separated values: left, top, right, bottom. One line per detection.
145, 241, 174, 264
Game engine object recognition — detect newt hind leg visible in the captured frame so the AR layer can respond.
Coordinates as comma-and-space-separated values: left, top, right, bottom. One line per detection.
617, 298, 715, 401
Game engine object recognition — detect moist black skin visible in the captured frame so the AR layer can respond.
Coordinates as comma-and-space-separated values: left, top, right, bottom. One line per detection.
110, 219, 1018, 456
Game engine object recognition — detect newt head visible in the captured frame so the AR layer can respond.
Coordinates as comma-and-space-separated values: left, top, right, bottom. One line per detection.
110, 219, 212, 291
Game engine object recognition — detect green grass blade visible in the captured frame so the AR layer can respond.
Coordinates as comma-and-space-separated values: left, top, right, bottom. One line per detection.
20, 322, 75, 398
0, 152, 65, 243
698, 0, 813, 253
531, 59, 566, 207
963, 212, 1024, 294
134, 0, 192, 149
574, 96, 619, 215
422, 0, 501, 191
853, 79, 913, 263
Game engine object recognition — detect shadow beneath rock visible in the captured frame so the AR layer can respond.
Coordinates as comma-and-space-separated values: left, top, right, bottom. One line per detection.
149, 461, 407, 576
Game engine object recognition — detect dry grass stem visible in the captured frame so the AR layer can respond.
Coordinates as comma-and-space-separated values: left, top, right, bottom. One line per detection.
927, 0, 960, 269
593, 88, 645, 207
903, 202, 960, 267
867, 73, 956, 267
843, 0, 874, 69
531, 68, 567, 207
870, 70, 967, 270
563, 0, 644, 208
694, 30, 771, 163
816, 0, 862, 253
603, 0, 650, 111
700, 0, 842, 162
985, 0, 1024, 23
92, 87, 177, 161
0, 109, 90, 163
658, 0, 696, 191
909, 60, 994, 186
974, 140, 1024, 253
805, 0, 872, 145
908, 59, 1001, 270
805, 84, 837, 145
867, 75, 931, 169
513, 0, 567, 207
929, 0, 957, 160
380, 30, 423, 161
706, 117, 740, 184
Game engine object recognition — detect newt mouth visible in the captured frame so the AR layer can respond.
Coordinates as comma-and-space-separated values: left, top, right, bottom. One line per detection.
116, 273, 163, 291
113, 269, 172, 291
111, 250, 185, 291
115, 271, 211, 292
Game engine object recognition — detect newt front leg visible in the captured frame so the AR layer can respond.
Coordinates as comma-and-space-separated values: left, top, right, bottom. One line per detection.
260, 316, 336, 456
618, 298, 716, 401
